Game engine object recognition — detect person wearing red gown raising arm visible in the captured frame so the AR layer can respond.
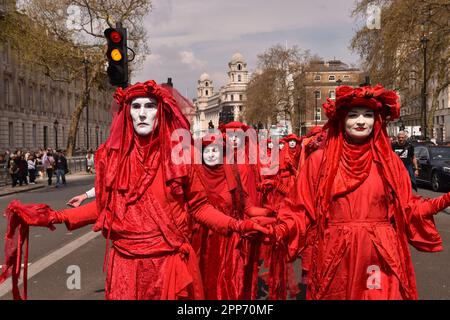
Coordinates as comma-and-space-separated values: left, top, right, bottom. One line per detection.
0, 80, 268, 300
267, 84, 450, 300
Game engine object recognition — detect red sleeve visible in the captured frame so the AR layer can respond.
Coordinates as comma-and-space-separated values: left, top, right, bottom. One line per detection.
61, 200, 98, 231
185, 166, 233, 235
394, 156, 446, 252
277, 150, 320, 261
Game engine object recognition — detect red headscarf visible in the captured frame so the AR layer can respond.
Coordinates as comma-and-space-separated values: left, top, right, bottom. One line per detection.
194, 134, 245, 218
103, 80, 191, 204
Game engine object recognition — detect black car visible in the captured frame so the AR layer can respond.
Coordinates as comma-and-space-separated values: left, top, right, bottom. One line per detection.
414, 145, 450, 192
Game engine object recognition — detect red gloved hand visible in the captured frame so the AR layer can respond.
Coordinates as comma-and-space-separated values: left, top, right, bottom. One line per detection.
6, 200, 67, 231
228, 218, 269, 237
246, 206, 274, 217
263, 223, 288, 246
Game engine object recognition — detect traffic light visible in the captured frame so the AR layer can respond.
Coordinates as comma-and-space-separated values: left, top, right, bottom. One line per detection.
104, 25, 128, 88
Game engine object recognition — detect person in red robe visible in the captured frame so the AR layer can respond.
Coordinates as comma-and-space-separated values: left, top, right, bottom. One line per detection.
190, 133, 274, 299
267, 84, 450, 300
0, 81, 268, 300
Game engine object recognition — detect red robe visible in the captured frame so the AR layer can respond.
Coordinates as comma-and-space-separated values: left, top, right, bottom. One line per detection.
191, 164, 258, 299
61, 145, 236, 300
278, 149, 445, 299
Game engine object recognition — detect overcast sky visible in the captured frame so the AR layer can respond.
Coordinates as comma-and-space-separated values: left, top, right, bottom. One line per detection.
133, 0, 366, 100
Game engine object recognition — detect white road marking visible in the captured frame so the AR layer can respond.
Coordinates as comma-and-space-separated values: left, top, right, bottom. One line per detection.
0, 231, 101, 298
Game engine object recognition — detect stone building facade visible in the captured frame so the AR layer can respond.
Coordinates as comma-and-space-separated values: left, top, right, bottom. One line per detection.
0, 2, 113, 153
193, 52, 249, 138
303, 59, 363, 135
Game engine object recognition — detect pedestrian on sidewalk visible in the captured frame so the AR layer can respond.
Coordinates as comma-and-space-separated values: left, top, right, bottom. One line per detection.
17, 154, 28, 186
42, 149, 55, 186
54, 150, 68, 187
86, 150, 94, 174
27, 154, 37, 184
8, 158, 18, 187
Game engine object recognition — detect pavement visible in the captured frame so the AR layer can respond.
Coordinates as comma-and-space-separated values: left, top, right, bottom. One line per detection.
0, 172, 96, 197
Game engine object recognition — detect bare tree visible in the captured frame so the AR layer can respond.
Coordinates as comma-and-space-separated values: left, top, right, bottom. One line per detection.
351, 0, 450, 138
243, 44, 312, 134
0, 0, 152, 155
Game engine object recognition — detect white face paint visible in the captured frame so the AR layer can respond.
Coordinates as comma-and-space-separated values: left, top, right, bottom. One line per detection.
130, 97, 158, 136
279, 142, 285, 150
202, 144, 222, 166
268, 142, 274, 149
288, 140, 297, 148
344, 106, 375, 143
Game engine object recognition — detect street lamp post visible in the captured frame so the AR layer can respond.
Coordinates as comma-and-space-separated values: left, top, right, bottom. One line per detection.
314, 91, 319, 126
420, 33, 428, 140
83, 58, 90, 150
54, 119, 58, 149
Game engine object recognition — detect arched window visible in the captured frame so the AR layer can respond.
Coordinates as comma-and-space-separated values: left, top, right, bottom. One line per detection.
205, 89, 209, 96
238, 75, 242, 82
205, 82, 209, 87
238, 64, 242, 71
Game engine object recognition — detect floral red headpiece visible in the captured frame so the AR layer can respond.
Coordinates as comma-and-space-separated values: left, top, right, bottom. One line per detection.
322, 84, 400, 122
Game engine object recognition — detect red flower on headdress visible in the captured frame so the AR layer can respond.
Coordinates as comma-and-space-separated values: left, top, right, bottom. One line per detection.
323, 84, 400, 122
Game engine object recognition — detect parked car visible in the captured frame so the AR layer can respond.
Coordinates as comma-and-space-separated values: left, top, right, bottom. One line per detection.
414, 145, 450, 192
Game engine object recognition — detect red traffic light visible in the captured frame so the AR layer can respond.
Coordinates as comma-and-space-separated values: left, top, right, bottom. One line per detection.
110, 30, 122, 43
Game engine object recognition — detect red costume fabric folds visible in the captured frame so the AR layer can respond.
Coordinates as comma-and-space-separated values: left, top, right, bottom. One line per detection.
1, 81, 244, 300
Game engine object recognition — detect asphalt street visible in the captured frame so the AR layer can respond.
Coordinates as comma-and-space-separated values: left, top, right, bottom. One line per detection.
0, 174, 449, 300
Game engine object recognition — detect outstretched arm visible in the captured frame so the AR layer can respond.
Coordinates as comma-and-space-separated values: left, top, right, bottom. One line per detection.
185, 166, 269, 237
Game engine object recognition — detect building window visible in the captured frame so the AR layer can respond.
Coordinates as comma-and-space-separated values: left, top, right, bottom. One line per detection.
4, 80, 10, 106
238, 75, 241, 82
314, 75, 321, 81
239, 94, 243, 101
239, 106, 242, 112
238, 64, 242, 71
22, 123, 25, 147
328, 75, 336, 81
343, 75, 350, 82
314, 90, 321, 99
18, 81, 24, 108
231, 94, 234, 101
205, 89, 209, 96
315, 107, 322, 121
329, 90, 336, 100
33, 124, 37, 146
8, 122, 14, 146
205, 82, 208, 87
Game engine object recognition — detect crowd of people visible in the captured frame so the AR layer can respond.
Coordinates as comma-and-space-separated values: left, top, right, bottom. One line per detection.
1, 81, 449, 301
1, 148, 70, 187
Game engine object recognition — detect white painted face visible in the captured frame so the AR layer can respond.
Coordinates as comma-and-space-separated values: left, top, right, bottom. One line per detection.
202, 144, 222, 166
229, 133, 243, 149
344, 106, 375, 143
279, 142, 285, 150
130, 97, 158, 136
288, 140, 297, 148
268, 142, 274, 149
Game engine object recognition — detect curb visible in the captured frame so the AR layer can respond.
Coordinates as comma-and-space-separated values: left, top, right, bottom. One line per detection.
0, 185, 46, 197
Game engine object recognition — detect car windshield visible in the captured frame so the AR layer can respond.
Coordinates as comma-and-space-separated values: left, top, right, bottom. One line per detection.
430, 147, 450, 160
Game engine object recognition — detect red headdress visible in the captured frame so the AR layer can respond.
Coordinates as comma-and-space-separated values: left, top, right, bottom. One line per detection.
104, 80, 191, 201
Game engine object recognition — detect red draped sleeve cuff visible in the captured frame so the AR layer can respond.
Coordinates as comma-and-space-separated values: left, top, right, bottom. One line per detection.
60, 200, 98, 231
